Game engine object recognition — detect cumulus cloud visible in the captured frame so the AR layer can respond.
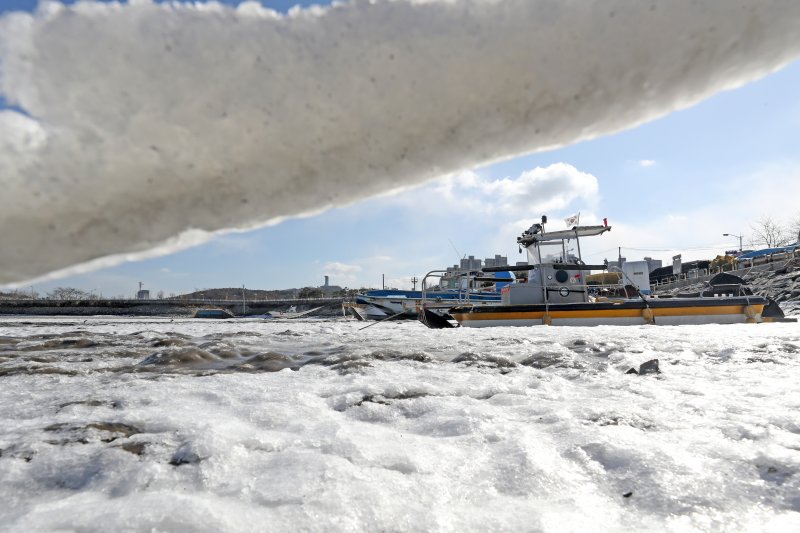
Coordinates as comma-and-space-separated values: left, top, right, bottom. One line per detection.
323, 261, 362, 283
2, 0, 800, 284
466, 163, 598, 216
639, 159, 656, 167
420, 163, 599, 222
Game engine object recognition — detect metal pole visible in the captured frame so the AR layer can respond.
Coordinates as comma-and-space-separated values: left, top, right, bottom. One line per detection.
574, 228, 588, 302
723, 233, 743, 252
537, 243, 548, 310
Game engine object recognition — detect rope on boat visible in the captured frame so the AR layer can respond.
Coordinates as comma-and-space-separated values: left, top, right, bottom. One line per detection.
358, 310, 409, 331
610, 266, 656, 325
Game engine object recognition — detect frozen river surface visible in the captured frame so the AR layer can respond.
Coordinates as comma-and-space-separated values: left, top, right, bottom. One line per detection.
1, 316, 800, 531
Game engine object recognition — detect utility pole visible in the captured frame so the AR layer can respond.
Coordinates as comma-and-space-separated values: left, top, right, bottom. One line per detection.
411, 276, 418, 291
382, 274, 385, 290
242, 284, 246, 316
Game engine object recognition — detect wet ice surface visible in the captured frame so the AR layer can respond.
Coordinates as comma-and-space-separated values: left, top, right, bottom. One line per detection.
1, 317, 800, 531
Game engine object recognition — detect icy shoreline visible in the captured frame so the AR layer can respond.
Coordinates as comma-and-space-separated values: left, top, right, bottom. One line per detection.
2, 318, 800, 531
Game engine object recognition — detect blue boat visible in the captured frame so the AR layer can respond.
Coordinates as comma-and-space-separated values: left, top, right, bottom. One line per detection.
194, 308, 235, 319
354, 270, 514, 319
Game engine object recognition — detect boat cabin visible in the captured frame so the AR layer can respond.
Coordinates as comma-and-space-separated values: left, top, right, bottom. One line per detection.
499, 216, 612, 305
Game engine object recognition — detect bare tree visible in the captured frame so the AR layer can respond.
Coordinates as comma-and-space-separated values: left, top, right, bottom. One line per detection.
47, 287, 91, 300
791, 214, 800, 244
157, 290, 165, 299
749, 217, 791, 248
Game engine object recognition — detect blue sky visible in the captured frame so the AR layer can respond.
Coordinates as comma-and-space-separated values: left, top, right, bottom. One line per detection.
3, 1, 800, 297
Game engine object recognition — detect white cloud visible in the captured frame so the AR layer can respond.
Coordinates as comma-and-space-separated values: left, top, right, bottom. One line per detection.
2, 0, 800, 283
398, 163, 599, 220
323, 262, 362, 284
639, 159, 656, 167
576, 161, 800, 265
480, 163, 599, 216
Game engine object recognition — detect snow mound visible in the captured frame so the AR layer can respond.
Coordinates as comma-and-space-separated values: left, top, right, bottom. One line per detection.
2, 0, 800, 283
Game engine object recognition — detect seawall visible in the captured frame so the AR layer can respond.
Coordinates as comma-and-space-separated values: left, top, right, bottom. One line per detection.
0, 298, 346, 317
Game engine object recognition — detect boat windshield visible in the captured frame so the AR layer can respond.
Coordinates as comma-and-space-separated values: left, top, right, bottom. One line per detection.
527, 241, 564, 265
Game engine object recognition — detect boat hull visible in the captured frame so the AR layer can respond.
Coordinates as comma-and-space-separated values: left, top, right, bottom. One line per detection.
450, 298, 768, 327
194, 309, 234, 319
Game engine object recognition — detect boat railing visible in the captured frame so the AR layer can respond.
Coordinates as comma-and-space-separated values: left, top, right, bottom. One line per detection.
432, 282, 646, 310
420, 269, 476, 305
419, 268, 515, 309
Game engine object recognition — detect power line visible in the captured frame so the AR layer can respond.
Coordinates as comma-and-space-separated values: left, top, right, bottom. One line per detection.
621, 244, 733, 252
592, 243, 736, 254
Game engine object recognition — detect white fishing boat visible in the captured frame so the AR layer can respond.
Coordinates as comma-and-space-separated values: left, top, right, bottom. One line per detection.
420, 216, 786, 328
265, 305, 325, 319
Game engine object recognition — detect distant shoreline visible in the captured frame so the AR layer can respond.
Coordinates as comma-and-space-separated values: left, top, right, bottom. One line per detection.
0, 297, 346, 318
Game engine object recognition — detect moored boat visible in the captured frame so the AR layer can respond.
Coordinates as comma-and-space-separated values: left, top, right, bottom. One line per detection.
421, 216, 783, 328
265, 305, 325, 319
355, 280, 509, 319
194, 308, 235, 319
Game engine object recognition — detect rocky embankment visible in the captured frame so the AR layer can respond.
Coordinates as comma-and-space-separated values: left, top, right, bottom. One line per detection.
741, 260, 800, 316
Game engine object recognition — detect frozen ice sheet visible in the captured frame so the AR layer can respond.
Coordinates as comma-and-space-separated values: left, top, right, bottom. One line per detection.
1, 317, 800, 530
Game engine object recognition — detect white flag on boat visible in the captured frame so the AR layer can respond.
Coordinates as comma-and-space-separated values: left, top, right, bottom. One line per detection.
564, 212, 580, 227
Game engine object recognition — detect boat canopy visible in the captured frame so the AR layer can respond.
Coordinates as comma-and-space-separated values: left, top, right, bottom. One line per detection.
518, 225, 611, 246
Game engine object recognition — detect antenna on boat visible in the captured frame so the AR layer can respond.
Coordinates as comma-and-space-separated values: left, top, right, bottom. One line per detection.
447, 238, 463, 262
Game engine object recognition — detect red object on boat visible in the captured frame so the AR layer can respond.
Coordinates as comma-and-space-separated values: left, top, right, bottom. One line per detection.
603, 218, 608, 227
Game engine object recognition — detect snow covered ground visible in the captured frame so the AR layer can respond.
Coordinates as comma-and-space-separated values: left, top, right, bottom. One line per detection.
1, 316, 800, 531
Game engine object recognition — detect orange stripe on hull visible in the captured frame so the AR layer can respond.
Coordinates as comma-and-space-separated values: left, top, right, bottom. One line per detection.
451, 304, 763, 322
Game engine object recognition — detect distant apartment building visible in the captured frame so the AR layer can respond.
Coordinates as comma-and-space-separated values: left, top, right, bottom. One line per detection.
459, 255, 482, 270
484, 254, 508, 268
441, 254, 510, 288
455, 254, 508, 271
